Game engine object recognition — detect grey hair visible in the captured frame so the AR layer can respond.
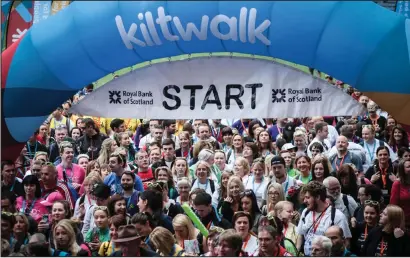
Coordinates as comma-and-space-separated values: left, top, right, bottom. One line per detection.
323, 176, 339, 188
312, 235, 332, 254
177, 177, 191, 188
198, 149, 214, 161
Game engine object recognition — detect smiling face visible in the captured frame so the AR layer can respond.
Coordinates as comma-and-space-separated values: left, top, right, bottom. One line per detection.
229, 181, 241, 197
61, 147, 74, 163
214, 152, 226, 170
24, 183, 36, 197
313, 163, 325, 180
377, 149, 390, 164
296, 157, 310, 174
196, 164, 208, 180
179, 134, 190, 148
120, 134, 131, 147
379, 208, 388, 225
234, 160, 245, 177
393, 128, 403, 142
364, 205, 378, 226
71, 128, 81, 140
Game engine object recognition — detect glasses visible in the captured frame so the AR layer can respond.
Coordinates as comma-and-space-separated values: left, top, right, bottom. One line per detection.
209, 226, 224, 234
147, 182, 164, 191
234, 211, 250, 216
94, 206, 108, 212
240, 189, 254, 198
365, 200, 379, 206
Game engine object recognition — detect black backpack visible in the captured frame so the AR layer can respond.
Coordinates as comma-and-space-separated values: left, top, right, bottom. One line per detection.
192, 179, 215, 194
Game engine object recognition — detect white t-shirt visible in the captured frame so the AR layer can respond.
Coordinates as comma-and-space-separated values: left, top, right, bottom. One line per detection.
334, 194, 358, 220
307, 137, 332, 158
296, 206, 351, 256
242, 234, 259, 256
245, 176, 269, 208
191, 179, 220, 197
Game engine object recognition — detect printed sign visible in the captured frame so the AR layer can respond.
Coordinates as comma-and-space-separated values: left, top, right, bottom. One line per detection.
70, 58, 366, 119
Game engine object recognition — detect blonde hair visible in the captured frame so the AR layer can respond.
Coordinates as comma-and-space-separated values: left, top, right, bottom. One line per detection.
235, 157, 250, 176
97, 138, 116, 165
383, 204, 405, 233
227, 176, 245, 198
172, 214, 199, 241
53, 219, 81, 256
172, 158, 190, 179
195, 160, 211, 177
149, 227, 177, 256
274, 201, 294, 216
293, 130, 307, 144
176, 177, 191, 189
266, 183, 285, 209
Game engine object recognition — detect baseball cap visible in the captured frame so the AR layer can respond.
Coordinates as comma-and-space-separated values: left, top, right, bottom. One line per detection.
281, 143, 297, 151
270, 156, 285, 166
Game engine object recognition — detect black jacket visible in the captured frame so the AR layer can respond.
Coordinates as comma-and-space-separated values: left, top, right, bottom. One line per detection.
76, 133, 108, 160
200, 207, 232, 230
362, 226, 410, 256
365, 161, 394, 204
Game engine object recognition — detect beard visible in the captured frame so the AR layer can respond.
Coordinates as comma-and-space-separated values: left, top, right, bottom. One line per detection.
121, 184, 133, 191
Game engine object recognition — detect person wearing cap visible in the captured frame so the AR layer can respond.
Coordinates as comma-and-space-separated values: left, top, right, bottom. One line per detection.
281, 143, 297, 159
266, 156, 301, 200
82, 183, 111, 238
111, 224, 159, 257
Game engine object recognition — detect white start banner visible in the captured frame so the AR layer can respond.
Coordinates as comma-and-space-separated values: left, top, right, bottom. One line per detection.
70, 57, 367, 119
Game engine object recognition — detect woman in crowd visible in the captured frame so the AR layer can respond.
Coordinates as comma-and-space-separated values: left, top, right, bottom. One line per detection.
393, 147, 410, 174
388, 126, 409, 153
274, 201, 299, 256
280, 150, 299, 178
390, 159, 410, 231
214, 150, 231, 172
337, 164, 359, 201
149, 227, 185, 256
234, 157, 251, 186
232, 211, 258, 256
362, 204, 410, 256
256, 130, 275, 158
172, 214, 203, 255
365, 146, 396, 204
85, 206, 110, 256
97, 138, 118, 166
352, 184, 383, 225
70, 127, 82, 141
98, 215, 127, 257
107, 195, 129, 222
53, 219, 89, 256
261, 183, 285, 215
243, 142, 259, 169
74, 174, 101, 219
86, 160, 101, 177
130, 212, 155, 250
220, 176, 245, 222
212, 170, 233, 208
191, 161, 219, 197
176, 177, 191, 206
240, 190, 263, 233
204, 226, 224, 256
294, 155, 312, 184
245, 158, 269, 208
228, 134, 245, 165
16, 175, 48, 223
154, 166, 178, 200
12, 213, 31, 253
311, 155, 331, 183
351, 200, 380, 255
172, 157, 190, 185
293, 129, 308, 154
175, 131, 192, 159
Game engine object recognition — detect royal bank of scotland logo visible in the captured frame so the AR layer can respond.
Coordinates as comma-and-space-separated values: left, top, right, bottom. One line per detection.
272, 89, 286, 103
109, 91, 122, 104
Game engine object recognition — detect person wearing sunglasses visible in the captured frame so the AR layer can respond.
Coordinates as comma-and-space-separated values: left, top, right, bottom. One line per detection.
362, 204, 410, 256
239, 190, 262, 234
350, 200, 380, 255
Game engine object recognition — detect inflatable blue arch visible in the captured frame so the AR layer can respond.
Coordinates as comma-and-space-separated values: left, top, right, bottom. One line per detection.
2, 1, 410, 160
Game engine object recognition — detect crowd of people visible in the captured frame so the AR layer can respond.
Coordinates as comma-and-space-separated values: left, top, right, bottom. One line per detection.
2, 79, 410, 257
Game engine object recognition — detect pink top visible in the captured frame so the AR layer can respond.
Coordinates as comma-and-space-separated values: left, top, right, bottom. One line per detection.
56, 163, 86, 191
16, 197, 49, 223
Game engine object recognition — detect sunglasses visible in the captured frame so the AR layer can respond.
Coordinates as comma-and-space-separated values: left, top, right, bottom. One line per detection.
364, 200, 379, 206
147, 182, 164, 191
94, 206, 108, 212
362, 125, 374, 129
240, 189, 254, 198
209, 226, 224, 234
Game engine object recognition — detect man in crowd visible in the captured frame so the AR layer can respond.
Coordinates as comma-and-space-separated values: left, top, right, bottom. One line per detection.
138, 119, 161, 150
134, 150, 155, 190
325, 226, 355, 257
193, 191, 231, 229
307, 122, 331, 157
311, 236, 332, 257
328, 136, 363, 173
1, 160, 24, 197
152, 139, 176, 170
162, 120, 180, 149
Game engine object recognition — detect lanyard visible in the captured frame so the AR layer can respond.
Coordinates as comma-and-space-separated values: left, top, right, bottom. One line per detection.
312, 206, 328, 233
334, 154, 346, 171
115, 176, 122, 194
126, 191, 136, 209
21, 198, 37, 215
62, 165, 73, 184
27, 142, 38, 159
283, 179, 290, 195
252, 177, 264, 193
380, 166, 388, 188
240, 120, 248, 136
365, 142, 376, 161
380, 238, 386, 256
283, 223, 288, 236
277, 125, 283, 136
10, 179, 16, 192
364, 224, 368, 240
242, 234, 251, 250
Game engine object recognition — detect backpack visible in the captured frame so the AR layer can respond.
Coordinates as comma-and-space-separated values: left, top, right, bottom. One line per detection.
301, 194, 350, 227
192, 179, 215, 194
